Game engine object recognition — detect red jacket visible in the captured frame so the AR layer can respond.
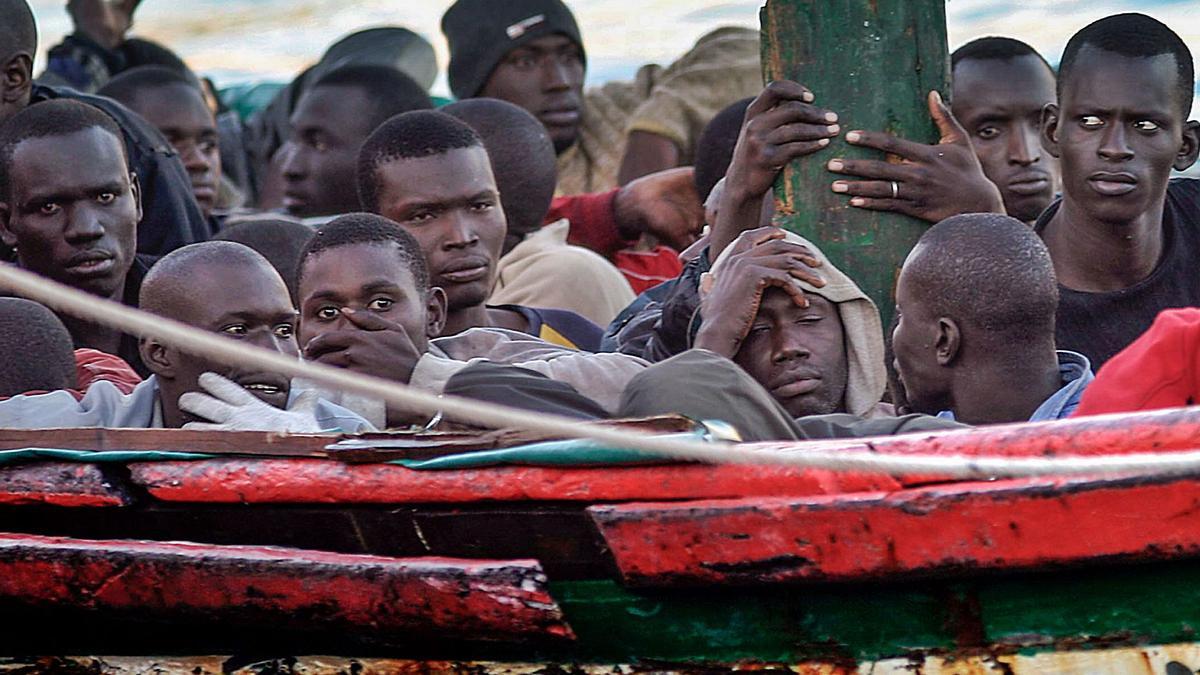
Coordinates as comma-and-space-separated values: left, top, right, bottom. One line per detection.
547, 190, 683, 294
1072, 308, 1200, 416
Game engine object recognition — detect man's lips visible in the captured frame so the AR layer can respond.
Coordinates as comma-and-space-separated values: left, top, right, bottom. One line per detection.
770, 374, 822, 399
1007, 172, 1052, 196
439, 256, 491, 283
1087, 171, 1138, 197
282, 191, 308, 211
234, 373, 290, 407
191, 183, 217, 203
64, 250, 116, 276
539, 107, 580, 127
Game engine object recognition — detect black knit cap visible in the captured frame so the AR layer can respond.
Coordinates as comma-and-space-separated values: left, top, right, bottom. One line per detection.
442, 0, 586, 100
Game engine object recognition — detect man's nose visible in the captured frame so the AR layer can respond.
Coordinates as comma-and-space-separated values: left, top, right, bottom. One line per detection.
1098, 122, 1134, 162
772, 329, 812, 363
1008, 124, 1042, 166
180, 143, 210, 174
64, 209, 105, 242
279, 143, 305, 179
541, 59, 573, 92
441, 212, 480, 249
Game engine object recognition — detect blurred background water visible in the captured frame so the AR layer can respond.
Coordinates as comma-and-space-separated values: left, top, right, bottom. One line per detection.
25, 0, 1200, 116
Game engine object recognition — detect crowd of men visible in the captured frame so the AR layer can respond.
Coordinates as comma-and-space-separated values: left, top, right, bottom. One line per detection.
0, 0, 1196, 439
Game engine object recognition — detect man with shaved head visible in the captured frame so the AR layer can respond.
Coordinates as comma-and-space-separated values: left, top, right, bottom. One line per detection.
0, 241, 371, 431
950, 37, 1060, 224
443, 97, 633, 326
0, 0, 208, 257
892, 213, 1093, 424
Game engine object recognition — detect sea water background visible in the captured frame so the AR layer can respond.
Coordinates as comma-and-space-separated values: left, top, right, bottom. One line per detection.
24, 0, 1200, 118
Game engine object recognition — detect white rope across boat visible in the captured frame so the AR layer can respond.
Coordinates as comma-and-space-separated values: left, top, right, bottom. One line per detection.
3, 261, 1200, 480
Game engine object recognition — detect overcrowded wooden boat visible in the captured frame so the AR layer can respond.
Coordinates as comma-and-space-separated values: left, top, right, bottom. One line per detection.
3, 409, 1200, 673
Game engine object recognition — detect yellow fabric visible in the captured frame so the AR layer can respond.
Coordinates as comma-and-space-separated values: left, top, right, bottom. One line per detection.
537, 324, 576, 349
555, 26, 763, 195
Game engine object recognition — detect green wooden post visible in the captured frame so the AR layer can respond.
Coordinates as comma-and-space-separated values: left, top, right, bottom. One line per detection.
760, 0, 949, 329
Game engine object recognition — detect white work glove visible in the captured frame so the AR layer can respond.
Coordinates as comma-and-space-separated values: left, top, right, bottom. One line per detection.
179, 372, 325, 433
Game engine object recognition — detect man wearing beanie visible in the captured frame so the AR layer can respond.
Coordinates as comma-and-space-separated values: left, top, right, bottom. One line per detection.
442, 0, 763, 195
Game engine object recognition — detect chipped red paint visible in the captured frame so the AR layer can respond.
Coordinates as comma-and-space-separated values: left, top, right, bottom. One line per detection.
127, 458, 900, 504
0, 463, 127, 507
0, 533, 572, 640
590, 473, 1200, 585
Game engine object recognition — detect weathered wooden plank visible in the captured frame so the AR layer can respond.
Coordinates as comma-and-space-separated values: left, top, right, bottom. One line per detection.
0, 533, 572, 642
327, 415, 698, 462
590, 473, 1200, 586
128, 458, 899, 504
762, 0, 949, 326
0, 462, 128, 507
0, 427, 330, 457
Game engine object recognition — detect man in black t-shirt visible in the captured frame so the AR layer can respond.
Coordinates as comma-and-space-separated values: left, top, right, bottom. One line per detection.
1036, 13, 1200, 368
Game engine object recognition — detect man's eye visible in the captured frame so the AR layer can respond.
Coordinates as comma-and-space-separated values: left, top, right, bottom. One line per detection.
315, 306, 340, 321
96, 192, 116, 205
274, 323, 295, 339
510, 54, 537, 70
976, 126, 1000, 140
38, 202, 60, 216
471, 201, 494, 212
367, 298, 393, 311
200, 139, 219, 153
221, 324, 248, 336
748, 324, 771, 335
1079, 115, 1104, 129
408, 212, 435, 223
1133, 120, 1160, 132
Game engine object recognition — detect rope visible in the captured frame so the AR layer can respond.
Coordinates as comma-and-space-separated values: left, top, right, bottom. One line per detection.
3, 261, 1200, 480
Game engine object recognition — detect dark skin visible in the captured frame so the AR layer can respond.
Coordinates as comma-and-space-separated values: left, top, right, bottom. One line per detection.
1040, 48, 1200, 293
141, 259, 299, 429
373, 146, 532, 337
952, 55, 1060, 224
298, 242, 447, 427
0, 38, 33, 124
68, 0, 141, 50
123, 83, 221, 218
480, 34, 585, 154
693, 227, 847, 417
711, 81, 840, 262
280, 84, 377, 218
617, 130, 681, 185
891, 244, 1061, 425
613, 166, 704, 250
827, 90, 1005, 222
0, 127, 141, 356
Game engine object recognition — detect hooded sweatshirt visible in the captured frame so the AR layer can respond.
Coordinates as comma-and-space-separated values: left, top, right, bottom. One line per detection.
704, 231, 889, 418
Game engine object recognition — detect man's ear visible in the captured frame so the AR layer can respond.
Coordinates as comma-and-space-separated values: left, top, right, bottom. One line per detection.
129, 171, 143, 222
1040, 103, 1061, 159
0, 202, 15, 249
425, 286, 448, 339
1174, 120, 1200, 172
934, 317, 960, 367
0, 54, 32, 106
139, 338, 176, 379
